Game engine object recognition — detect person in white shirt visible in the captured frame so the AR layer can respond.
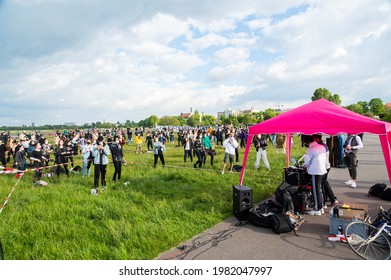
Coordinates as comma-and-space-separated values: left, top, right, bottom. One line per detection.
221, 132, 238, 174
303, 134, 327, 216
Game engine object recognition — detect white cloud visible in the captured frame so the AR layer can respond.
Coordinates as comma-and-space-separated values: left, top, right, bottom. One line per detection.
0, 0, 390, 126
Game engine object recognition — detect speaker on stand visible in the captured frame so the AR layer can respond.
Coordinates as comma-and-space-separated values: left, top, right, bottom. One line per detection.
233, 185, 252, 221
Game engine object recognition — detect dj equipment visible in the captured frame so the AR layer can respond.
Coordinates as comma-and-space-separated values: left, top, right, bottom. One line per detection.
233, 185, 252, 221
284, 167, 311, 186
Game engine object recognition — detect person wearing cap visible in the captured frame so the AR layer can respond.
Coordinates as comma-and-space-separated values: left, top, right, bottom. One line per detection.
303, 134, 327, 216
92, 135, 110, 193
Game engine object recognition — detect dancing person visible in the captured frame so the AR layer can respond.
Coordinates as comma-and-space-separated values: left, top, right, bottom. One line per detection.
109, 136, 124, 183
54, 139, 70, 178
92, 136, 110, 194
221, 132, 238, 174
253, 134, 270, 171
153, 137, 165, 168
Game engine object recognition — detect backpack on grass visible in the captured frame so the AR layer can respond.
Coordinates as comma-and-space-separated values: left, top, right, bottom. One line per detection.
232, 165, 242, 172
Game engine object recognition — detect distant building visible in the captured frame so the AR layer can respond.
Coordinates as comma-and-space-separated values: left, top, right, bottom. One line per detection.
386, 102, 391, 111
179, 107, 194, 120
217, 107, 258, 119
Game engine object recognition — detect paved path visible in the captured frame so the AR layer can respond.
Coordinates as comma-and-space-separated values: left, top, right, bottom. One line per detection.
158, 134, 391, 260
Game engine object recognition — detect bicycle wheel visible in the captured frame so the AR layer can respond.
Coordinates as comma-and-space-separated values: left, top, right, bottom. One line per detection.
345, 221, 391, 260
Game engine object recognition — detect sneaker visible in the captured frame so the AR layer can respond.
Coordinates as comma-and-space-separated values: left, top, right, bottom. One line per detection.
350, 182, 357, 188
330, 200, 339, 207
345, 179, 353, 185
307, 209, 322, 216
320, 208, 325, 214
323, 205, 328, 209
221, 171, 224, 175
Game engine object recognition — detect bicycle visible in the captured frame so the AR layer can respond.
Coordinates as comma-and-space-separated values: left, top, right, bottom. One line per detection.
344, 206, 391, 260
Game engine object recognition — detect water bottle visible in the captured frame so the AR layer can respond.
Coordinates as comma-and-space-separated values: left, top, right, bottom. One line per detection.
338, 224, 343, 236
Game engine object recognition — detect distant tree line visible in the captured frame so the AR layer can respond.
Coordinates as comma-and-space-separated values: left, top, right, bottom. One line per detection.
1, 88, 389, 131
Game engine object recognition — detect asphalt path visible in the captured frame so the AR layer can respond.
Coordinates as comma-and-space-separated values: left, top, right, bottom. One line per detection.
158, 133, 391, 260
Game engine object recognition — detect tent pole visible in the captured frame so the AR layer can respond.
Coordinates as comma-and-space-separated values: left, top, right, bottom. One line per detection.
239, 133, 253, 186
285, 134, 292, 168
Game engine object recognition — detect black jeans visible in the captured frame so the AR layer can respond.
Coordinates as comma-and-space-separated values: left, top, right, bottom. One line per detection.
94, 164, 107, 188
194, 150, 204, 168
184, 150, 193, 162
322, 168, 337, 204
112, 160, 122, 182
154, 151, 165, 167
204, 149, 214, 165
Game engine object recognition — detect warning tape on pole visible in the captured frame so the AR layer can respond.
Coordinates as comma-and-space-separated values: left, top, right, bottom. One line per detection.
0, 172, 25, 215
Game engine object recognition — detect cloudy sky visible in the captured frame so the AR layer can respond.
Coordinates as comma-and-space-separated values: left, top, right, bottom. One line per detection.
0, 0, 390, 126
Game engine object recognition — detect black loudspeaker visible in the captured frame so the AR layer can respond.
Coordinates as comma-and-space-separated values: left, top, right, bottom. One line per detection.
233, 185, 252, 221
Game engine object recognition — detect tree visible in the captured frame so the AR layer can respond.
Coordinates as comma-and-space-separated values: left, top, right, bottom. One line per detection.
219, 114, 227, 125
227, 115, 239, 126
311, 88, 341, 105
159, 116, 180, 126
201, 114, 217, 126
176, 116, 187, 126
263, 108, 277, 120
345, 103, 364, 114
357, 101, 369, 114
237, 113, 256, 125
252, 112, 263, 123
187, 113, 201, 127
148, 115, 159, 128
369, 98, 385, 117
384, 110, 391, 123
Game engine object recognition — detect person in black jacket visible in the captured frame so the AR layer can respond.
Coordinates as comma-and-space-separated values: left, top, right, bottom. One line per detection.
182, 132, 193, 164
193, 135, 204, 169
54, 139, 70, 178
30, 142, 47, 184
109, 136, 124, 183
0, 140, 6, 167
253, 134, 270, 171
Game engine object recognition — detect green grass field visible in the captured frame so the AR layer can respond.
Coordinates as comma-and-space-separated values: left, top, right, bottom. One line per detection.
0, 135, 306, 259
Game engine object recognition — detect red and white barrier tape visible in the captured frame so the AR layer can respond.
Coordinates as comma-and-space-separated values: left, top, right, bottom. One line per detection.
0, 173, 25, 215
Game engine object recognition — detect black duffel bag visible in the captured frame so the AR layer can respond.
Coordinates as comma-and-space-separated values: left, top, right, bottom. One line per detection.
248, 200, 283, 228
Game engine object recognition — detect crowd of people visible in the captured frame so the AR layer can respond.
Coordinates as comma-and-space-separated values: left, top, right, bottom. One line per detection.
0, 126, 289, 194
0, 128, 363, 209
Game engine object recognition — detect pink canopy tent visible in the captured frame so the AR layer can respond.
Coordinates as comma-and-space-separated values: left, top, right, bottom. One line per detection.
239, 98, 391, 185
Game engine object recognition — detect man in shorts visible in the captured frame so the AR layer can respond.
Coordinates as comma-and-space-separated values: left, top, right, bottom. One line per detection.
221, 132, 238, 174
